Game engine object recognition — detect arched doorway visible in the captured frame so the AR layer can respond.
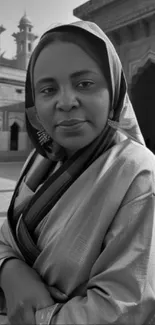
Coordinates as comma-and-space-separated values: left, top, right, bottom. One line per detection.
131, 61, 155, 153
10, 122, 20, 151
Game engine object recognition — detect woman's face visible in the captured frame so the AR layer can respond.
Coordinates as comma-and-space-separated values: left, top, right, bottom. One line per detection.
34, 41, 110, 156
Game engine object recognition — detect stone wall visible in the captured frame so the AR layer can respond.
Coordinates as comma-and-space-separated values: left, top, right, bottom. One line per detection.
74, 0, 155, 31
0, 65, 26, 107
74, 0, 155, 84
74, 0, 155, 151
0, 83, 25, 106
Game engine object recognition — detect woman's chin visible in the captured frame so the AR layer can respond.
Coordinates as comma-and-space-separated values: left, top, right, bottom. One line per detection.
59, 139, 90, 152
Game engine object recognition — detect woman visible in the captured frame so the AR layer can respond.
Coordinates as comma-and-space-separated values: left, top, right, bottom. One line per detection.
0, 20, 155, 325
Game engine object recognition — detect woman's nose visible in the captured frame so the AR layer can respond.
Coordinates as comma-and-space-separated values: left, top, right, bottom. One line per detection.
56, 89, 79, 111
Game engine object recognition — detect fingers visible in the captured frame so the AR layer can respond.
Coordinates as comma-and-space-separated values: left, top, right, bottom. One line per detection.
36, 292, 55, 310
8, 302, 36, 325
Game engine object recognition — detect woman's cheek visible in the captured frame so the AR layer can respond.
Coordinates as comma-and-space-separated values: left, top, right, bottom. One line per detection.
39, 112, 55, 137
36, 100, 49, 120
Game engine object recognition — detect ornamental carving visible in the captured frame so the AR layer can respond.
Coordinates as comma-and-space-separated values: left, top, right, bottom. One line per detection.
8, 112, 25, 130
129, 50, 155, 82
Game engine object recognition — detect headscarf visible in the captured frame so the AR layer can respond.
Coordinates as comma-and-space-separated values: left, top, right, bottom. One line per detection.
25, 20, 145, 160
7, 21, 145, 265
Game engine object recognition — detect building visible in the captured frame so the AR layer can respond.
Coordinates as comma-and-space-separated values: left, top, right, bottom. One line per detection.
74, 0, 155, 153
0, 13, 37, 161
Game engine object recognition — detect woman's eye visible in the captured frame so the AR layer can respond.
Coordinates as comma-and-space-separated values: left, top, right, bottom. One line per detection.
77, 81, 94, 89
41, 87, 57, 94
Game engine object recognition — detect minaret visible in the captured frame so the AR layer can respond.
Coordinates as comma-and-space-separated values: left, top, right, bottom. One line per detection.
12, 12, 38, 70
0, 25, 6, 55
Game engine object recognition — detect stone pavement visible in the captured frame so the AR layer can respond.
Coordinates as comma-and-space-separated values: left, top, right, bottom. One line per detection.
0, 162, 24, 224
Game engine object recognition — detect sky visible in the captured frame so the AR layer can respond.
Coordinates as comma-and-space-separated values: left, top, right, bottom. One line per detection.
0, 0, 87, 58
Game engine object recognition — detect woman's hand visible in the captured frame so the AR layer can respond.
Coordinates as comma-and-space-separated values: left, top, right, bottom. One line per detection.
0, 258, 54, 325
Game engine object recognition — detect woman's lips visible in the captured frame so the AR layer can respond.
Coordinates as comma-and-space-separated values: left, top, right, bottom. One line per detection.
57, 119, 86, 127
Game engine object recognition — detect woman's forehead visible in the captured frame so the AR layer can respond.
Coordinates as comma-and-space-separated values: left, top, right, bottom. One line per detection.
33, 41, 103, 82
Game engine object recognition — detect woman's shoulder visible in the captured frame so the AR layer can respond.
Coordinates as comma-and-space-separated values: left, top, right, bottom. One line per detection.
94, 138, 155, 180
124, 139, 154, 164
117, 140, 155, 203
114, 139, 155, 192
102, 139, 155, 203
114, 139, 155, 171
102, 139, 155, 189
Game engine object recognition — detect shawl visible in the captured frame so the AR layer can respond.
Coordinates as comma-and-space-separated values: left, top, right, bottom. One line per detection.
1, 21, 155, 324
7, 20, 145, 266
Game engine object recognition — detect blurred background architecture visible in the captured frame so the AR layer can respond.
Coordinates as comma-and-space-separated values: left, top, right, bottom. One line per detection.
74, 0, 155, 153
0, 13, 37, 162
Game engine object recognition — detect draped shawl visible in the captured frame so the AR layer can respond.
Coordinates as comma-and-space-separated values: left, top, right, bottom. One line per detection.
0, 20, 155, 324
7, 19, 146, 265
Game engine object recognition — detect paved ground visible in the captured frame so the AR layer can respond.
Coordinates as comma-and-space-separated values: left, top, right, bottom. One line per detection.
0, 162, 24, 223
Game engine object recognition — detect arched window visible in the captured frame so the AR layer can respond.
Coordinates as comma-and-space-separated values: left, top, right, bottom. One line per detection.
10, 122, 20, 151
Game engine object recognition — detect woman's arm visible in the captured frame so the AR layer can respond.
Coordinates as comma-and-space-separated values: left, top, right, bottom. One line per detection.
0, 219, 24, 268
1, 258, 54, 324
0, 220, 54, 324
45, 186, 155, 324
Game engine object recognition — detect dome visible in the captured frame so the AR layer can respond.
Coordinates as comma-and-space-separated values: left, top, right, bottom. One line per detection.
19, 13, 32, 26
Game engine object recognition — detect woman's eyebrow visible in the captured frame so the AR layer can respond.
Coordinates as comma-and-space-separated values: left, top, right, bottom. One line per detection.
35, 70, 98, 88
71, 70, 98, 79
35, 77, 55, 89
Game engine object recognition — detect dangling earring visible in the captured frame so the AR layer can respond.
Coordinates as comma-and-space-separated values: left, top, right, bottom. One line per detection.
33, 106, 52, 146
108, 109, 119, 129
109, 109, 114, 120
37, 127, 52, 146
35, 109, 66, 161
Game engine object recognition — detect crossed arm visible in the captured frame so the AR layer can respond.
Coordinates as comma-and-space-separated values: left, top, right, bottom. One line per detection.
0, 176, 155, 324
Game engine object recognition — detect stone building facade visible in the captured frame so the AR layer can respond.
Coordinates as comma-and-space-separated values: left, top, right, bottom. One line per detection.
74, 0, 155, 152
0, 13, 37, 161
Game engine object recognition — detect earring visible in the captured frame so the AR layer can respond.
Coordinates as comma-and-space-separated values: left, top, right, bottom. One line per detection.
109, 109, 114, 120
37, 128, 51, 146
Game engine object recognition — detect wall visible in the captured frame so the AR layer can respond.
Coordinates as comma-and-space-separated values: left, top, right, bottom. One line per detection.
0, 83, 25, 106
75, 0, 155, 32
0, 65, 26, 106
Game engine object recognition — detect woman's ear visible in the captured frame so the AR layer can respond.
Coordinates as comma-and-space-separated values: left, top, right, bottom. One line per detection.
109, 109, 114, 120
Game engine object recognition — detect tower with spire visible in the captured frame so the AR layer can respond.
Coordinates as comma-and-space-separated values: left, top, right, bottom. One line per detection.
0, 13, 37, 162
12, 12, 38, 70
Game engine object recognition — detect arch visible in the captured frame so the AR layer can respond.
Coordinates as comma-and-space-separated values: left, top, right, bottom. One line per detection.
10, 122, 20, 151
131, 58, 153, 86
129, 50, 155, 83
130, 61, 155, 153
8, 112, 25, 130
